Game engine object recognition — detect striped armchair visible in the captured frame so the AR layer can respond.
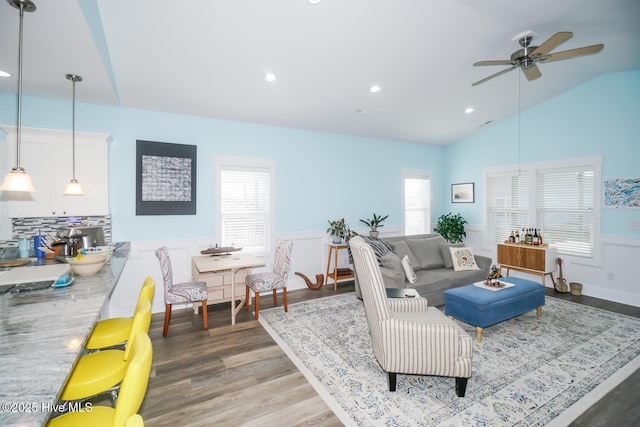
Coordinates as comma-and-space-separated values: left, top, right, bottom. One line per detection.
349, 236, 473, 396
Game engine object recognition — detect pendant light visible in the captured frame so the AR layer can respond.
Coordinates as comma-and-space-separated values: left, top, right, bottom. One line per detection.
0, 0, 37, 192
63, 74, 84, 196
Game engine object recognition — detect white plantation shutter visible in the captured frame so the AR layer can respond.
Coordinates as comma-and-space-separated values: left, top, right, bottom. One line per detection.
487, 172, 529, 244
404, 175, 431, 235
536, 168, 594, 257
220, 165, 272, 256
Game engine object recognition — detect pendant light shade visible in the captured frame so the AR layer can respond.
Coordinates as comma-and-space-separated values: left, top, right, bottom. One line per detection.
0, 0, 37, 192
63, 73, 84, 196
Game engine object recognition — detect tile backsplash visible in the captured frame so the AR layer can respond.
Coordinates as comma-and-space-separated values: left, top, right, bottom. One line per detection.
0, 215, 111, 259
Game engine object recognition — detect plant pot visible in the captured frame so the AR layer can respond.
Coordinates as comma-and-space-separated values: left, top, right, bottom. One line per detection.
332, 237, 343, 244
369, 231, 379, 238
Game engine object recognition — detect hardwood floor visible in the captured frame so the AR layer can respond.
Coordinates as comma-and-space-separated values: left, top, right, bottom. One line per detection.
138, 283, 639, 427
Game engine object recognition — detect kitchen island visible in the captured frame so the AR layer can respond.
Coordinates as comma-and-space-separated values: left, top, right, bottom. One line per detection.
0, 243, 130, 427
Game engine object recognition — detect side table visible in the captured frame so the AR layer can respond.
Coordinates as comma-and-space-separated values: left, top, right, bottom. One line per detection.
324, 243, 354, 290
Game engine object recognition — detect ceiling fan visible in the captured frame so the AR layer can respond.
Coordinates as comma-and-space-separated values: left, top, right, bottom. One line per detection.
472, 31, 604, 86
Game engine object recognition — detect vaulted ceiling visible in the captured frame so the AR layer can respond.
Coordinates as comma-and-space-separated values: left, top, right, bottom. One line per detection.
1, 0, 639, 145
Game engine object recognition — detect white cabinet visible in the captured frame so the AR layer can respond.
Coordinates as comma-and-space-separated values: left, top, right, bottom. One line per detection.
2, 126, 111, 218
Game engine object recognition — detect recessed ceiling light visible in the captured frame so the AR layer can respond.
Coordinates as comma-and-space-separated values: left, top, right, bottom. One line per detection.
465, 107, 474, 114
0, 70, 10, 78
353, 108, 368, 114
308, 0, 323, 4
264, 73, 277, 82
369, 85, 382, 93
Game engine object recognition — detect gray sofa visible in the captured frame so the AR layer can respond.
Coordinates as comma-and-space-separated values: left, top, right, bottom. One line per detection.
354, 233, 492, 306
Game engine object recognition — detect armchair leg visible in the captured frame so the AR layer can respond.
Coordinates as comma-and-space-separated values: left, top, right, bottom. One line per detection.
163, 304, 172, 337
455, 377, 468, 397
388, 372, 397, 392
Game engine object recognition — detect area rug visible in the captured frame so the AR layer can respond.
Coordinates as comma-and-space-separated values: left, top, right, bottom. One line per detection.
259, 293, 640, 426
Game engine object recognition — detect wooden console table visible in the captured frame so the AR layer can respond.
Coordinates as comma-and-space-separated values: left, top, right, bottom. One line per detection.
497, 243, 558, 285
325, 243, 354, 290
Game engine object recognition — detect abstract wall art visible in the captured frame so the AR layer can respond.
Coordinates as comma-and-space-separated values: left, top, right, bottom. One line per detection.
603, 177, 640, 208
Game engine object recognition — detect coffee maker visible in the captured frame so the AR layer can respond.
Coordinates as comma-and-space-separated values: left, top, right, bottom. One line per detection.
55, 225, 106, 261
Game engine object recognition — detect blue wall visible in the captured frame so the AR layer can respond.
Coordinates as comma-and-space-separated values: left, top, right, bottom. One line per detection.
0, 93, 445, 241
2, 70, 638, 241
444, 70, 640, 238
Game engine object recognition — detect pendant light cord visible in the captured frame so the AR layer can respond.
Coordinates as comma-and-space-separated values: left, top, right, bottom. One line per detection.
71, 78, 76, 180
16, 3, 26, 168
518, 71, 522, 173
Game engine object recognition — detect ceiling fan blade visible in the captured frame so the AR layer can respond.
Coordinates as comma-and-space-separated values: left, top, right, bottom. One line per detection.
473, 60, 514, 67
546, 44, 604, 61
531, 31, 573, 56
522, 63, 542, 81
472, 65, 518, 86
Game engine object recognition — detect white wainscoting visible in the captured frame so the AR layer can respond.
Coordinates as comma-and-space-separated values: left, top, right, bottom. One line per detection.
109, 227, 639, 318
465, 225, 640, 307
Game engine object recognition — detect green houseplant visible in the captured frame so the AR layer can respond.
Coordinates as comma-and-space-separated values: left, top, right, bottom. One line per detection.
359, 213, 389, 238
434, 213, 467, 243
327, 218, 351, 244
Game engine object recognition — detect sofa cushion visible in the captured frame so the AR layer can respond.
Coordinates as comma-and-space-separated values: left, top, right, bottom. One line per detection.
380, 252, 403, 275
391, 241, 420, 270
407, 236, 446, 270
440, 243, 464, 269
449, 247, 480, 271
401, 255, 417, 283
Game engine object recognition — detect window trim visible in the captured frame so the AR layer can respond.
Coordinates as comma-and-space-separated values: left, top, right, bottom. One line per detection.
402, 169, 432, 236
214, 156, 275, 257
482, 156, 602, 266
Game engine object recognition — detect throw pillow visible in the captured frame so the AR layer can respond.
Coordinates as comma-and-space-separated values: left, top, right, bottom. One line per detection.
380, 252, 403, 274
440, 243, 464, 269
401, 255, 417, 283
360, 236, 395, 264
392, 241, 420, 271
407, 236, 446, 269
449, 247, 480, 271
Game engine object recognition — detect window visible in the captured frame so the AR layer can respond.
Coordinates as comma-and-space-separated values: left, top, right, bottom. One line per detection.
484, 157, 601, 259
403, 170, 431, 235
215, 157, 274, 256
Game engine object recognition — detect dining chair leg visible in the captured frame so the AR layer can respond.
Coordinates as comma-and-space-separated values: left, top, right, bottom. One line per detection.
283, 288, 288, 312
201, 300, 208, 330
254, 291, 260, 320
245, 285, 250, 310
272, 289, 277, 305
163, 304, 172, 337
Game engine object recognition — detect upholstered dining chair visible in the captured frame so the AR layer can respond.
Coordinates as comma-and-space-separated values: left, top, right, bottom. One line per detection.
155, 246, 208, 336
47, 331, 152, 427
85, 277, 155, 350
245, 239, 293, 320
349, 236, 473, 396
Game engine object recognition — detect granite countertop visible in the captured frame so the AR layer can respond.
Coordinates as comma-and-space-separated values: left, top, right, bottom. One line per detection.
0, 243, 130, 427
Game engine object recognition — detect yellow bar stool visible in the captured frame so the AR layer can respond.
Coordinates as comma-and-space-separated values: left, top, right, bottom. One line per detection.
85, 277, 155, 350
47, 331, 152, 427
58, 299, 152, 402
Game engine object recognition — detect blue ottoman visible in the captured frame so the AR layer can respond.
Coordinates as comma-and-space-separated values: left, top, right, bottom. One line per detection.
444, 277, 546, 342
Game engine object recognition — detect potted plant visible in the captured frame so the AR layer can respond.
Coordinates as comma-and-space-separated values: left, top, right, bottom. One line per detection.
434, 213, 467, 243
327, 218, 351, 244
359, 213, 389, 238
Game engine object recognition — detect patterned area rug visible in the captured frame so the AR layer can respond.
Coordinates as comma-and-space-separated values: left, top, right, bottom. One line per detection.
259, 293, 640, 426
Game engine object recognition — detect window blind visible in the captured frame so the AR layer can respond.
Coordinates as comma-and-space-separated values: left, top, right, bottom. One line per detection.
536, 168, 594, 257
486, 172, 529, 243
220, 167, 271, 255
404, 177, 431, 235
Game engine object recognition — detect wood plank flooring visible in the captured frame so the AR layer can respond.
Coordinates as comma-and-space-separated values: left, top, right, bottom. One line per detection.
138, 283, 639, 427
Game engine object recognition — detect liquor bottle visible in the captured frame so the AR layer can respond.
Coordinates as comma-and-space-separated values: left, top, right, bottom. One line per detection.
538, 228, 543, 245
520, 228, 525, 244
515, 230, 520, 244
509, 231, 515, 243
525, 228, 533, 245
533, 228, 539, 245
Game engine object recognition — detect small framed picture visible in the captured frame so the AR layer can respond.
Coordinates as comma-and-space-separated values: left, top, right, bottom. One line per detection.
451, 183, 474, 203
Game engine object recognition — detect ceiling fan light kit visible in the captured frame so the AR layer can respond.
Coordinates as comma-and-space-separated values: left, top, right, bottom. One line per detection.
472, 31, 604, 86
